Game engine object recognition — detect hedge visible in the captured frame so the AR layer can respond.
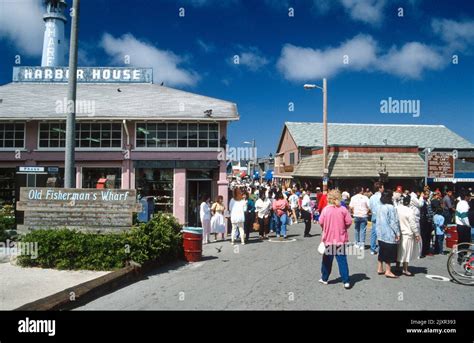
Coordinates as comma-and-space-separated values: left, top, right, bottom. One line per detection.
17, 213, 183, 271
0, 205, 16, 243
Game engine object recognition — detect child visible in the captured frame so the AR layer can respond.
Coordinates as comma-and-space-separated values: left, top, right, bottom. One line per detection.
433, 207, 445, 255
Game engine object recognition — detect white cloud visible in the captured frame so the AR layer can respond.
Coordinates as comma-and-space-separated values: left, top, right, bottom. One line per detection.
311, 0, 332, 14
101, 33, 200, 87
277, 35, 445, 81
196, 39, 215, 53
277, 34, 378, 80
432, 18, 474, 50
232, 47, 269, 71
0, 0, 44, 56
340, 0, 387, 25
377, 42, 445, 79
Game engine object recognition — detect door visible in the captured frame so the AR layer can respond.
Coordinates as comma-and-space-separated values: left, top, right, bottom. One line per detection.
187, 180, 212, 227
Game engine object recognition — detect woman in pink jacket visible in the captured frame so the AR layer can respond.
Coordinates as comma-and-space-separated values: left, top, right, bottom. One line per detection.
318, 189, 353, 289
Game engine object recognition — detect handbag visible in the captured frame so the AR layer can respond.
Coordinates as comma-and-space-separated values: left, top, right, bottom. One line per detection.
318, 241, 326, 255
253, 217, 260, 231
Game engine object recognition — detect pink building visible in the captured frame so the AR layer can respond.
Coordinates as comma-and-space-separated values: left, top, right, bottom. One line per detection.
0, 74, 239, 226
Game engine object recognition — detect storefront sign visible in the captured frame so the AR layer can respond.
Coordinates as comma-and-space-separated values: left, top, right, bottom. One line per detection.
12, 67, 153, 83
16, 166, 59, 174
17, 188, 141, 231
427, 152, 454, 179
17, 167, 46, 173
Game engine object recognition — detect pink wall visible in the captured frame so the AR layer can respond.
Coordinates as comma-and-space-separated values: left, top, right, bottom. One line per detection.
173, 169, 186, 224
0, 120, 232, 225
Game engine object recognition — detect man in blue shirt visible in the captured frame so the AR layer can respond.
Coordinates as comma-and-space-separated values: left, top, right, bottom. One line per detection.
369, 182, 384, 255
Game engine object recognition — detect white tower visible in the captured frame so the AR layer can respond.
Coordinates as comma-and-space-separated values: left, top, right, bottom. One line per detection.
41, 0, 68, 67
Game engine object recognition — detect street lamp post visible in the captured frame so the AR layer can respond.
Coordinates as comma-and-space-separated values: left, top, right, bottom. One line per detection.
243, 140, 256, 179
64, 0, 80, 188
423, 147, 432, 187
304, 78, 328, 192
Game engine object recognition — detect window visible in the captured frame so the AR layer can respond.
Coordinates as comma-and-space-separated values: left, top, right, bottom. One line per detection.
0, 123, 25, 148
39, 122, 122, 148
136, 122, 219, 148
289, 152, 295, 165
135, 169, 173, 214
82, 168, 122, 189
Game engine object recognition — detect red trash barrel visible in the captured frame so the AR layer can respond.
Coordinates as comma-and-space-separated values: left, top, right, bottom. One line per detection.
445, 224, 458, 249
182, 227, 203, 262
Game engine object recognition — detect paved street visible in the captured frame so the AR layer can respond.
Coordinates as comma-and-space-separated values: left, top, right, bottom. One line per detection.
78, 222, 473, 310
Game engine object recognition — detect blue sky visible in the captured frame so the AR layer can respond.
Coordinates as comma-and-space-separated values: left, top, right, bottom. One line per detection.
0, 0, 473, 156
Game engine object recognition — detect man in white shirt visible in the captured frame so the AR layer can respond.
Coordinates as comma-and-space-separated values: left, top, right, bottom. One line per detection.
288, 190, 299, 225
301, 190, 312, 237
455, 189, 471, 249
349, 186, 371, 249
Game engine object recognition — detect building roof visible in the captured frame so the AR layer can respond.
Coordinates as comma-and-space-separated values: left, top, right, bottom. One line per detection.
284, 122, 474, 150
293, 152, 425, 178
0, 82, 239, 121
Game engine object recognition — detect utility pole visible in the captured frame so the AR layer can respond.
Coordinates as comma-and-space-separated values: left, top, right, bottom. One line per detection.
304, 78, 329, 192
253, 139, 256, 179
64, 0, 80, 188
322, 78, 328, 192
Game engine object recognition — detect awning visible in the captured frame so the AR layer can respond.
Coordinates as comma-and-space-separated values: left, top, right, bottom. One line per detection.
293, 152, 425, 178
431, 178, 474, 183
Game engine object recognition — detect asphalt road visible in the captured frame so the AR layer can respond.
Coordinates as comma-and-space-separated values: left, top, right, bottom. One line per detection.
78, 222, 473, 310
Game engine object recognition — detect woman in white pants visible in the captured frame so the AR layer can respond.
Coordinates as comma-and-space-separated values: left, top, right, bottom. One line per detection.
210, 195, 226, 241
229, 188, 247, 245
200, 195, 211, 244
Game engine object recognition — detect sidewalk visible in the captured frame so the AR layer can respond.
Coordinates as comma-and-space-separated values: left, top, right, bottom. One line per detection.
0, 259, 109, 310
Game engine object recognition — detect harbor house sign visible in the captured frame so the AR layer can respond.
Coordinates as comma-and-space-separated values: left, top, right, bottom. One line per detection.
12, 66, 153, 83
17, 188, 141, 232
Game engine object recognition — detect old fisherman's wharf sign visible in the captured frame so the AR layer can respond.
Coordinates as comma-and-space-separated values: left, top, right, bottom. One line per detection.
12, 66, 153, 83
17, 188, 142, 233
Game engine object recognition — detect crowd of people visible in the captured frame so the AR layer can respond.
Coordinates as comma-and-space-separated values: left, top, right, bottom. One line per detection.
198, 181, 473, 289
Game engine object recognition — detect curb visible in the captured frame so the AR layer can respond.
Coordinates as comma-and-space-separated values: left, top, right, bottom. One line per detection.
14, 257, 179, 311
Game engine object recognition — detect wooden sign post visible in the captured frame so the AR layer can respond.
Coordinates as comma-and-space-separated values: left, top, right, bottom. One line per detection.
17, 188, 141, 233
427, 152, 455, 179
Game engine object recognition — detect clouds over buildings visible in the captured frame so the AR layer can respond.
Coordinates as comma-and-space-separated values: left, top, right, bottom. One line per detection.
101, 33, 200, 87
230, 47, 269, 71
0, 0, 44, 56
276, 16, 474, 81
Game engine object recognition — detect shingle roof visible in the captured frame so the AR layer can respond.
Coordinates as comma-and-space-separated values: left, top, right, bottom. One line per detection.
293, 152, 425, 178
0, 82, 239, 121
285, 122, 474, 150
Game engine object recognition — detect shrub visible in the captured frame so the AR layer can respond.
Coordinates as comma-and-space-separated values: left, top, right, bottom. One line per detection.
126, 212, 183, 265
17, 213, 183, 271
0, 205, 15, 243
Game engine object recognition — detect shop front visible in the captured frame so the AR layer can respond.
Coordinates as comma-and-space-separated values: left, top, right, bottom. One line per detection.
133, 160, 223, 226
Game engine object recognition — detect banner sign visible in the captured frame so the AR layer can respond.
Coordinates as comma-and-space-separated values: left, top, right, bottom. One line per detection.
13, 66, 153, 83
17, 188, 141, 231
427, 152, 455, 179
